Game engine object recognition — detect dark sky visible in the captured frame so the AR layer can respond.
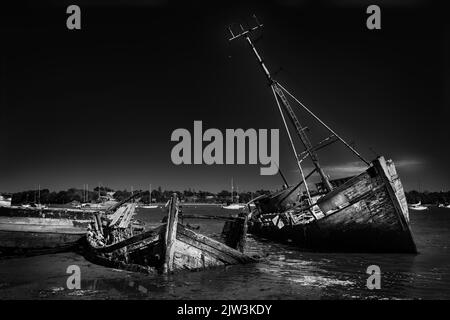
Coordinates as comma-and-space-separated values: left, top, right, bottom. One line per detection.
1, 0, 449, 193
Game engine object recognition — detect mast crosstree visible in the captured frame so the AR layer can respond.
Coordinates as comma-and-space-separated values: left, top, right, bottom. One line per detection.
228, 16, 333, 193
228, 16, 369, 194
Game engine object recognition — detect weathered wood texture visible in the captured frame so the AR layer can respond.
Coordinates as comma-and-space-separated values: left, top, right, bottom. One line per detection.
83, 194, 256, 274
0, 217, 87, 253
249, 157, 417, 253
117, 203, 137, 228
0, 206, 96, 220
175, 225, 254, 267
222, 214, 248, 252
162, 194, 179, 273
0, 230, 84, 250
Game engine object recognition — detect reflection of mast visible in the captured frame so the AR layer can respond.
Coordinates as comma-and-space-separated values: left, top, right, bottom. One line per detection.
228, 16, 369, 196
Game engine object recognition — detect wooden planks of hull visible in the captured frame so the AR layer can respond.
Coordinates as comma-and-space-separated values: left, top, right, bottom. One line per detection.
249, 157, 417, 253
84, 193, 256, 274
0, 216, 88, 256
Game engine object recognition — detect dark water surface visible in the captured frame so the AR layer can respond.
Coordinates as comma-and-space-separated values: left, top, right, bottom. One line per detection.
0, 206, 449, 299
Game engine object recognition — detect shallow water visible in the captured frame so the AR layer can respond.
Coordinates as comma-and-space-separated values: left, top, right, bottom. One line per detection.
0, 206, 449, 299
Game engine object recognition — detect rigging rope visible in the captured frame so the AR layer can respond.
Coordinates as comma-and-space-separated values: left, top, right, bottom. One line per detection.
271, 85, 312, 203
275, 81, 370, 166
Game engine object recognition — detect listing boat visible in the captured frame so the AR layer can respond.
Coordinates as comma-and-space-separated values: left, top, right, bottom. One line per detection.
83, 193, 255, 274
228, 17, 417, 253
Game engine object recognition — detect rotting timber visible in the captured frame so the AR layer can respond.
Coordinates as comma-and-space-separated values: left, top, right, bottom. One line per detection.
228, 17, 417, 253
0, 193, 145, 257
83, 193, 256, 274
0, 206, 94, 256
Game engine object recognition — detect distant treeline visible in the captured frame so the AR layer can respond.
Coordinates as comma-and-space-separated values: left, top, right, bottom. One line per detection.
9, 188, 447, 205
405, 190, 450, 205
11, 188, 105, 205
9, 187, 274, 205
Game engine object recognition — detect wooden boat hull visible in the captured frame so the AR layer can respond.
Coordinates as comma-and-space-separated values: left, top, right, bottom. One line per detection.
0, 216, 88, 255
84, 194, 255, 274
0, 206, 98, 220
249, 157, 417, 253
120, 224, 254, 272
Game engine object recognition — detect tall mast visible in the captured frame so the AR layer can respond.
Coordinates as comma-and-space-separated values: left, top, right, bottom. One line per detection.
228, 17, 333, 192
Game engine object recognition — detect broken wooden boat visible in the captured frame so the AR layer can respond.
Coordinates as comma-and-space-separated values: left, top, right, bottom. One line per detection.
0, 193, 146, 256
0, 216, 89, 256
228, 17, 417, 253
0, 205, 98, 256
83, 193, 256, 274
248, 157, 417, 253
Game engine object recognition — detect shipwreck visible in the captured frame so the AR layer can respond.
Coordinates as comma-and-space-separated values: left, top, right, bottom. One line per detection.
228, 16, 417, 253
83, 193, 256, 274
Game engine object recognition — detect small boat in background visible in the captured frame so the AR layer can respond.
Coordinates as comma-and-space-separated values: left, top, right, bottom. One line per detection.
136, 184, 159, 209
138, 204, 159, 209
408, 201, 428, 211
222, 178, 246, 210
0, 195, 11, 208
222, 203, 246, 210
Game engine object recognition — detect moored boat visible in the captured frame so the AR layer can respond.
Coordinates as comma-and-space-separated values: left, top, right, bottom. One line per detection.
137, 204, 159, 209
222, 203, 246, 210
0, 195, 11, 207
408, 201, 428, 211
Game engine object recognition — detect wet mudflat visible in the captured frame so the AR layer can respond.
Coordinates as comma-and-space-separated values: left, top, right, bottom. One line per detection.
0, 206, 449, 299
